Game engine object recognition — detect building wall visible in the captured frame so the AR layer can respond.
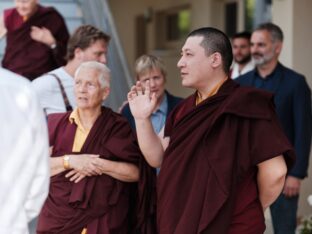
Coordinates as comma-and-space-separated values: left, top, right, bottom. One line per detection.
108, 0, 226, 98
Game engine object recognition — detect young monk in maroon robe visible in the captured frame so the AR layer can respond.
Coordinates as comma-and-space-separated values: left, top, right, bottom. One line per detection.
128, 27, 295, 234
0, 0, 69, 80
37, 61, 156, 234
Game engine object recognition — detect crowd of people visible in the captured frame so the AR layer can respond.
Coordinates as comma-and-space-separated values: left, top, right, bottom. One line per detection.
0, 1, 311, 234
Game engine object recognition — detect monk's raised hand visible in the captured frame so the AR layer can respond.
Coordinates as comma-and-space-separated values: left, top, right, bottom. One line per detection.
136, 81, 144, 96
128, 81, 144, 100
128, 80, 157, 119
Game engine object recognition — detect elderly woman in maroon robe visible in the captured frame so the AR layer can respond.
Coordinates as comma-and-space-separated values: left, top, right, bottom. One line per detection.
37, 61, 156, 234
0, 0, 69, 80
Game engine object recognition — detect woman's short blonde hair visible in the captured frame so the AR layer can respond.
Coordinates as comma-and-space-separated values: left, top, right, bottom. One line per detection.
135, 55, 167, 81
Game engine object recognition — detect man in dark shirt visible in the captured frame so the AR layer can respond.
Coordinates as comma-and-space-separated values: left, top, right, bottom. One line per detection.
236, 22, 312, 234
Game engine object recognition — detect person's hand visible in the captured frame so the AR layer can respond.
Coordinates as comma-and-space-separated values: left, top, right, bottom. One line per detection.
282, 175, 301, 197
68, 154, 102, 177
65, 170, 86, 183
30, 26, 56, 47
127, 80, 157, 119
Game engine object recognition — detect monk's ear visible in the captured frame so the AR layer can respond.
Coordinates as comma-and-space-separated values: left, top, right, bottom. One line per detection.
210, 52, 222, 69
102, 87, 110, 100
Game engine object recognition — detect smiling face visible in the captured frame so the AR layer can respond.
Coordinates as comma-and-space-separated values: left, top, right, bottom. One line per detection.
74, 67, 109, 111
177, 36, 213, 89
15, 0, 38, 18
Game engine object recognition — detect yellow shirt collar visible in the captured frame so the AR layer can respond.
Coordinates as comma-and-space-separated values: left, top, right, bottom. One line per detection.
196, 78, 228, 105
69, 108, 89, 133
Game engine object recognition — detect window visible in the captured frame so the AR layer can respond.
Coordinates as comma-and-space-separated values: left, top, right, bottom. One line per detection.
166, 9, 191, 41
155, 5, 191, 49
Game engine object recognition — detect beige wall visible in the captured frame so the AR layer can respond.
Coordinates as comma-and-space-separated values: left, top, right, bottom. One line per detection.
108, 0, 226, 98
272, 0, 294, 69
293, 1, 312, 88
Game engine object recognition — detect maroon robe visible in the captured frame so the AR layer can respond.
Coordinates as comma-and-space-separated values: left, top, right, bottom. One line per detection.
158, 79, 295, 233
2, 5, 69, 80
37, 107, 156, 234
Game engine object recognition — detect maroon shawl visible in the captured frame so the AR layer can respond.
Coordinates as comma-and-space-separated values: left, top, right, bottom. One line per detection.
2, 5, 69, 80
37, 107, 156, 234
158, 79, 295, 233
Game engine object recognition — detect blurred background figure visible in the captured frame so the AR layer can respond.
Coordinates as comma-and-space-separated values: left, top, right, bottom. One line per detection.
120, 55, 182, 174
121, 54, 182, 134
0, 0, 69, 80
32, 24, 110, 115
0, 68, 49, 234
230, 31, 254, 79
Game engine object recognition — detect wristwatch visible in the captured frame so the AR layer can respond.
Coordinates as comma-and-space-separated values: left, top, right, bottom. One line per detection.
63, 155, 70, 170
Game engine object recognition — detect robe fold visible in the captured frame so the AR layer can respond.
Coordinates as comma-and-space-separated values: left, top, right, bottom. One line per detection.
2, 5, 69, 80
37, 107, 156, 234
158, 79, 295, 233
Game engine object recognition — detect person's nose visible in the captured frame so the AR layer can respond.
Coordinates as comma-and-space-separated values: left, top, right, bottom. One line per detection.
177, 57, 185, 69
149, 78, 156, 87
251, 45, 258, 54
78, 83, 87, 92
99, 54, 107, 64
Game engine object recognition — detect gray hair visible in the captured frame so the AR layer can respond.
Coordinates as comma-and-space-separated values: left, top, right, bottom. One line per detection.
75, 61, 110, 89
255, 22, 284, 43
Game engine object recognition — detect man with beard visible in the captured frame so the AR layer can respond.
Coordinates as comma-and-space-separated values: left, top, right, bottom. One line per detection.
230, 31, 254, 79
236, 22, 312, 234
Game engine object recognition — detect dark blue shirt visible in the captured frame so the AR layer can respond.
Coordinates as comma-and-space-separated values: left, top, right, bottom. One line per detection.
252, 65, 283, 92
